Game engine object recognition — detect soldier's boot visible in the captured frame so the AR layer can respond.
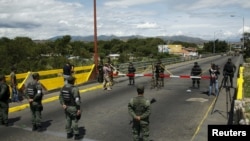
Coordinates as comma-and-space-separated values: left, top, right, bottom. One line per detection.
67, 133, 73, 139
32, 125, 37, 131
74, 134, 81, 140
36, 125, 43, 132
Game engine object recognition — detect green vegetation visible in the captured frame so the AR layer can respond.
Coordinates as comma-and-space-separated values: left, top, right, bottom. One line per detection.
0, 33, 250, 75
244, 58, 250, 98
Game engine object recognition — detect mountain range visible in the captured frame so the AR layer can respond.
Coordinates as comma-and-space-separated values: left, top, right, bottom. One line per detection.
48, 35, 241, 44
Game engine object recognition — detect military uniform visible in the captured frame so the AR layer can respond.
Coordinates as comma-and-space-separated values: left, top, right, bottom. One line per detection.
128, 63, 136, 85
191, 62, 202, 88
59, 76, 81, 140
155, 62, 165, 87
0, 75, 10, 126
128, 85, 151, 141
97, 63, 104, 83
24, 73, 44, 131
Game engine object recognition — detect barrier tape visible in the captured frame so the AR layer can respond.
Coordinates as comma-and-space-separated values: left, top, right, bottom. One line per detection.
118, 73, 210, 79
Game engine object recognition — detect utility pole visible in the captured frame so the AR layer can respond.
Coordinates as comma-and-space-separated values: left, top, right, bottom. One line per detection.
93, 0, 98, 74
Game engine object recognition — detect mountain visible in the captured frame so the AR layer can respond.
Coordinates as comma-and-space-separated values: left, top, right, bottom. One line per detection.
48, 35, 208, 44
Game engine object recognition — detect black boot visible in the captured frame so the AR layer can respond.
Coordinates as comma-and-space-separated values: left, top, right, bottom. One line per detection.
74, 134, 81, 140
36, 125, 43, 132
32, 125, 37, 131
67, 133, 73, 139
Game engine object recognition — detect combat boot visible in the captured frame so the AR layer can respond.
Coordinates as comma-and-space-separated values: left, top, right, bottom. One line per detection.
36, 125, 43, 132
32, 125, 37, 131
74, 134, 81, 140
67, 132, 73, 139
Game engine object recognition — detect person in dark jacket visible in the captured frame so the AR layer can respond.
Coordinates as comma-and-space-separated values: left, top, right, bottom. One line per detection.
0, 75, 10, 127
63, 62, 73, 85
128, 62, 136, 85
191, 62, 202, 88
97, 62, 104, 83
223, 58, 236, 88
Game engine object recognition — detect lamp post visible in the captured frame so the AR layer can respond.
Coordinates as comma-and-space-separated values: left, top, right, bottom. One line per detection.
213, 32, 215, 53
230, 15, 244, 50
93, 0, 98, 74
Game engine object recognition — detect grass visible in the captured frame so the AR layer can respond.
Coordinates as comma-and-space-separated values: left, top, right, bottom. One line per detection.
243, 58, 250, 122
244, 58, 250, 98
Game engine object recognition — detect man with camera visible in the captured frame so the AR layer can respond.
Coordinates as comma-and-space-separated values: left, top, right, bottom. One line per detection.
208, 64, 220, 96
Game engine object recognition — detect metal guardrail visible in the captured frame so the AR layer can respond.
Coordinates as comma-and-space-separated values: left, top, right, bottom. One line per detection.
4, 53, 216, 93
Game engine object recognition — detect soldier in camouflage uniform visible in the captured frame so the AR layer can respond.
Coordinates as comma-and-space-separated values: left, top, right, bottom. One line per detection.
59, 76, 81, 140
128, 62, 136, 85
24, 72, 44, 131
128, 84, 151, 141
0, 75, 10, 127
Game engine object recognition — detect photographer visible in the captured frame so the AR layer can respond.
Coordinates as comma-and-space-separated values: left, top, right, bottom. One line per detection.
223, 58, 236, 88
208, 64, 220, 96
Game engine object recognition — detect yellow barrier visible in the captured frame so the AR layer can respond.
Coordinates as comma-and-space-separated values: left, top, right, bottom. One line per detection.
5, 64, 95, 92
236, 66, 244, 100
5, 72, 30, 93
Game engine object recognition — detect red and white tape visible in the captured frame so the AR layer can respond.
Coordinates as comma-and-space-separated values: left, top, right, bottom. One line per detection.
119, 73, 210, 79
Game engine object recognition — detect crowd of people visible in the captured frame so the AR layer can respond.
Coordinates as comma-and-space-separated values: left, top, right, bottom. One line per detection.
0, 58, 238, 141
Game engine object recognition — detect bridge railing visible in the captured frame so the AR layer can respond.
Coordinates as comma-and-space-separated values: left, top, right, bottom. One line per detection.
4, 53, 216, 93
5, 64, 95, 92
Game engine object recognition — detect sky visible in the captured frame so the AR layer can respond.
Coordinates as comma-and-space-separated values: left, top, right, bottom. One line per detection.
0, 0, 250, 41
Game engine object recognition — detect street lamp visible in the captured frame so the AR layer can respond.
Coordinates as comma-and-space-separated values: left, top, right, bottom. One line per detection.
230, 15, 244, 50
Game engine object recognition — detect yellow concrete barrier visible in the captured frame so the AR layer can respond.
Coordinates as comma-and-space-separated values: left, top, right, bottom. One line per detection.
236, 67, 244, 100
5, 64, 95, 92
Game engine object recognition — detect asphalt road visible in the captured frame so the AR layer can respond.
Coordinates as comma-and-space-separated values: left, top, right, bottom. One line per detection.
0, 55, 241, 141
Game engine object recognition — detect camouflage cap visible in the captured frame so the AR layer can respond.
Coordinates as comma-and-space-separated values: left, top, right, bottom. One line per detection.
32, 72, 40, 79
136, 84, 144, 91
67, 76, 76, 82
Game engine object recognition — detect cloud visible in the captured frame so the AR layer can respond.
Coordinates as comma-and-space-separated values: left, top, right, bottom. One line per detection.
136, 22, 158, 29
0, 0, 249, 40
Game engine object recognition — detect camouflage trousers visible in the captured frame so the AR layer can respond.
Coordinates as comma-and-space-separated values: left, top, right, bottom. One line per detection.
65, 106, 79, 135
0, 102, 9, 125
132, 122, 149, 141
29, 103, 43, 126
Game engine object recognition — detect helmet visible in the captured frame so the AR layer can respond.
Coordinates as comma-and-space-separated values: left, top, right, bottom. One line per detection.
194, 62, 198, 65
